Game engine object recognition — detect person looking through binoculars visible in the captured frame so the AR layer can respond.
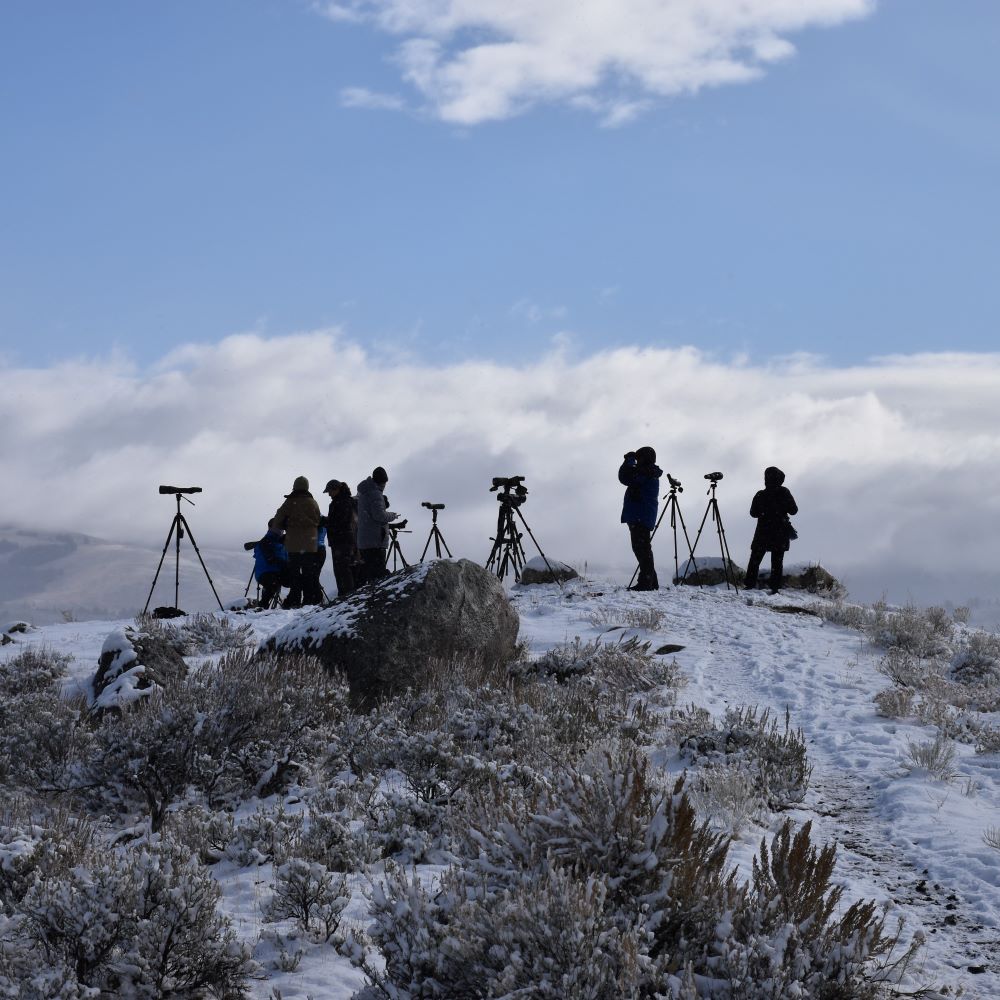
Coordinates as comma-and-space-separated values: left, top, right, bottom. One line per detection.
273, 475, 323, 608
357, 466, 399, 583
619, 447, 662, 591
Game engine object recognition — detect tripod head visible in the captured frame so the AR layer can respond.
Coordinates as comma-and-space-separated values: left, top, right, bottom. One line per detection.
666, 473, 683, 495
388, 519, 410, 534
491, 475, 528, 508
704, 471, 723, 495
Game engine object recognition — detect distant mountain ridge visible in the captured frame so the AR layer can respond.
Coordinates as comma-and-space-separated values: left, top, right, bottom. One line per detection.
0, 525, 252, 625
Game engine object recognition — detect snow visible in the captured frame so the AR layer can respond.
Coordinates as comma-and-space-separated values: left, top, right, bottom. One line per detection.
1, 577, 999, 996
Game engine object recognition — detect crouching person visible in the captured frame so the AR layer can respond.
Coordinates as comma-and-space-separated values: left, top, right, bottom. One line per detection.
253, 520, 288, 609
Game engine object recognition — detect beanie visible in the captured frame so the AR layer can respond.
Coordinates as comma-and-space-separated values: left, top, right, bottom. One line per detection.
635, 446, 656, 465
293, 475, 309, 491
372, 466, 388, 484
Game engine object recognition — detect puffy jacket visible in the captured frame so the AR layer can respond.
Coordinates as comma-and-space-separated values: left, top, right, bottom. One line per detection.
328, 492, 359, 557
273, 490, 323, 554
253, 529, 288, 581
750, 466, 799, 551
357, 477, 396, 550
619, 456, 662, 530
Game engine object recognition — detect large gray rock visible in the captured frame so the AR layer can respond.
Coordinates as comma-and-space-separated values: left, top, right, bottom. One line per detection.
518, 556, 579, 585
92, 625, 188, 712
268, 558, 519, 706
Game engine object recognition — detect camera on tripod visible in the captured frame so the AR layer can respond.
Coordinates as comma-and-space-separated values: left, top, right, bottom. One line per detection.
422, 502, 445, 511
490, 475, 527, 493
667, 474, 683, 491
158, 485, 202, 495
704, 472, 724, 482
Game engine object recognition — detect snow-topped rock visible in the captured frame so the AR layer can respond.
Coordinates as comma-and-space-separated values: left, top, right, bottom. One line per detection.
518, 556, 579, 585
267, 558, 519, 706
91, 623, 188, 712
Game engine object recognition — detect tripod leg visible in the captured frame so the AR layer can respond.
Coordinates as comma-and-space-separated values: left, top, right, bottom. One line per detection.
244, 566, 256, 600
420, 531, 433, 561
178, 515, 226, 612
711, 502, 739, 593
513, 508, 562, 587
681, 502, 714, 585
143, 516, 180, 614
437, 528, 452, 558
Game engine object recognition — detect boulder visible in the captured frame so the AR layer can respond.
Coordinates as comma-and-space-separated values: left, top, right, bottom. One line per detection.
268, 558, 520, 707
783, 564, 845, 596
674, 557, 745, 587
519, 556, 579, 585
92, 624, 188, 712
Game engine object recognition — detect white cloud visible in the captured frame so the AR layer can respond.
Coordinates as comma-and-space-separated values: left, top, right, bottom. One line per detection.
339, 86, 408, 111
318, 0, 876, 123
3, 331, 1000, 611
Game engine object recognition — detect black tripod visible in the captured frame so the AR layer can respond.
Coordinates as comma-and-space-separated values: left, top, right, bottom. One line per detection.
680, 473, 739, 592
385, 520, 411, 572
485, 476, 558, 584
144, 486, 224, 614
629, 473, 697, 588
420, 502, 453, 560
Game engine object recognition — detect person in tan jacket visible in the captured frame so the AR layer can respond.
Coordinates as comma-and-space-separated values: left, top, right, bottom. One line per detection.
273, 475, 323, 607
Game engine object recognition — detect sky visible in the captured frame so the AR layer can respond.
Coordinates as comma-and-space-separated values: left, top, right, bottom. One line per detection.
2, 1, 999, 611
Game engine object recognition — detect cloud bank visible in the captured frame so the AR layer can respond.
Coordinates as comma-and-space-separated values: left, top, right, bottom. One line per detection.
3, 332, 1000, 612
323, 0, 876, 124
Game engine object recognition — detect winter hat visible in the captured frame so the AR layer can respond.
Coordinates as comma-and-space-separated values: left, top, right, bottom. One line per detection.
293, 475, 309, 491
764, 466, 785, 487
372, 466, 388, 484
324, 479, 340, 494
635, 446, 656, 465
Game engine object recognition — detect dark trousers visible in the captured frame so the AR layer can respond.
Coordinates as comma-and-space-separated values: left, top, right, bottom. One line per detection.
302, 549, 325, 605
283, 552, 313, 608
628, 523, 659, 590
257, 571, 282, 608
361, 547, 388, 584
330, 548, 356, 598
745, 545, 785, 592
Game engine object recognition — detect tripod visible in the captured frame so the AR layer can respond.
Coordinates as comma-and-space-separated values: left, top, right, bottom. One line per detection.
629, 474, 697, 588
420, 503, 453, 560
485, 477, 559, 584
385, 520, 411, 572
144, 487, 224, 614
680, 474, 739, 592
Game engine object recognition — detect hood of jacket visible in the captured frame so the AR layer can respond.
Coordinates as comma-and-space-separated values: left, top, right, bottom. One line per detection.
357, 477, 383, 500
764, 466, 785, 488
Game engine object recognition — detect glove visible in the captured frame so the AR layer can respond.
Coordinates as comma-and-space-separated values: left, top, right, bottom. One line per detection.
386, 512, 399, 522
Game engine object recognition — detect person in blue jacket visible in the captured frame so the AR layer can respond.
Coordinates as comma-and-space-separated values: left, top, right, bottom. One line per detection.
253, 520, 288, 608
619, 446, 662, 591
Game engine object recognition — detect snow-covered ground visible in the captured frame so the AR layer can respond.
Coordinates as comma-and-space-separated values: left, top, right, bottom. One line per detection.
2, 575, 999, 997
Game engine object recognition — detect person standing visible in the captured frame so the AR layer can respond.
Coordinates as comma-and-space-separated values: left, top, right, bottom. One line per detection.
619, 446, 662, 591
744, 466, 798, 594
273, 475, 322, 608
356, 466, 398, 584
324, 479, 359, 597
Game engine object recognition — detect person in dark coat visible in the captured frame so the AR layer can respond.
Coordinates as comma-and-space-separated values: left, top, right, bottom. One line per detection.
324, 479, 359, 597
252, 520, 288, 609
619, 446, 662, 591
744, 466, 798, 594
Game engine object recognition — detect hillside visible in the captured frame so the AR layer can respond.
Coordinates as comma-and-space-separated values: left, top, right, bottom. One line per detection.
1, 576, 998, 997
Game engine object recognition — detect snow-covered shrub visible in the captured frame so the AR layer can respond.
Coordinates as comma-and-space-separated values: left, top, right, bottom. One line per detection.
866, 600, 953, 658
171, 612, 255, 655
813, 599, 869, 632
874, 686, 915, 718
976, 726, 1000, 755
984, 826, 1000, 851
952, 605, 971, 624
161, 803, 236, 864
0, 648, 88, 795
264, 858, 349, 942
951, 631, 1000, 687
687, 760, 768, 836
903, 733, 959, 782
876, 648, 946, 690
2, 839, 252, 998
680, 705, 811, 809
226, 807, 304, 867
586, 605, 666, 631
721, 820, 898, 999
518, 634, 681, 694
88, 650, 349, 829
665, 703, 714, 744
354, 863, 654, 1000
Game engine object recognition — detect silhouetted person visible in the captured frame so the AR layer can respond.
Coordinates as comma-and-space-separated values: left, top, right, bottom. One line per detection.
744, 466, 798, 594
273, 475, 322, 608
324, 479, 359, 597
252, 519, 288, 609
357, 466, 398, 584
619, 446, 662, 591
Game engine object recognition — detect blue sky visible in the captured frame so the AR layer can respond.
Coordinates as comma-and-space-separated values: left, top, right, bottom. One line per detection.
2, 0, 998, 367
